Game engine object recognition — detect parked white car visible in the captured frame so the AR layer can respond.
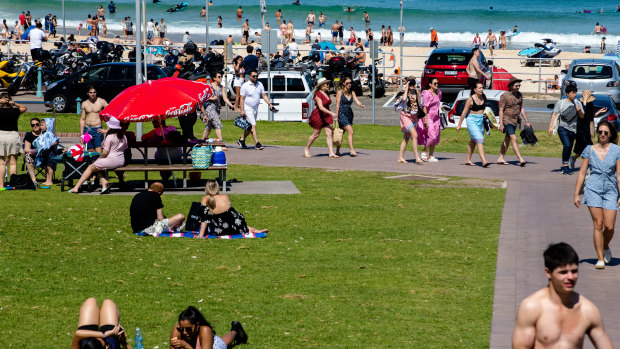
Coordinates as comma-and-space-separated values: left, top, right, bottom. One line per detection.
445, 89, 504, 128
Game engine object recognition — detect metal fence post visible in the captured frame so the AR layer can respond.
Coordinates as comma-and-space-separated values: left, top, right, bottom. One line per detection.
538, 58, 542, 95
36, 66, 43, 97
76, 97, 82, 115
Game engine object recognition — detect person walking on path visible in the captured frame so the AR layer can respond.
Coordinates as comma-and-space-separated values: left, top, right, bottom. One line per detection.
549, 85, 584, 175
201, 71, 235, 141
429, 27, 438, 48
512, 242, 613, 347
498, 77, 530, 166
238, 70, 275, 150
471, 33, 481, 48
571, 91, 607, 169
574, 120, 620, 270
395, 78, 423, 164
335, 77, 366, 157
0, 93, 27, 188
466, 48, 491, 89
456, 82, 491, 167
484, 29, 497, 56
417, 78, 442, 162
304, 78, 338, 158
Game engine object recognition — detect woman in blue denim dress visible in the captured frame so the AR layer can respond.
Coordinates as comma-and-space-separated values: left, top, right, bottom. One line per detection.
574, 120, 620, 269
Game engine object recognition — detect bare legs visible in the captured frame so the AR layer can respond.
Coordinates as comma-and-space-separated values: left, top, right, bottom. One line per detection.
336, 125, 356, 156
248, 226, 269, 234
0, 154, 17, 187
498, 133, 525, 164
167, 213, 186, 230
70, 164, 105, 192
241, 125, 259, 145
589, 207, 616, 264
397, 128, 423, 164
304, 127, 336, 157
202, 127, 223, 141
234, 87, 241, 110
466, 140, 489, 166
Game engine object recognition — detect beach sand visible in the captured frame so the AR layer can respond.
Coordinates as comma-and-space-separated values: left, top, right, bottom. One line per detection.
3, 34, 602, 95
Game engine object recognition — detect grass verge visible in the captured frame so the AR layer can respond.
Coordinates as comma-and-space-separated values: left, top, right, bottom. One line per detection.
0, 165, 504, 348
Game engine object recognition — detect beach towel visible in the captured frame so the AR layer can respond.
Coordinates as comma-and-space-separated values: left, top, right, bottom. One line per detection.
33, 118, 59, 167
492, 67, 515, 91
135, 231, 268, 239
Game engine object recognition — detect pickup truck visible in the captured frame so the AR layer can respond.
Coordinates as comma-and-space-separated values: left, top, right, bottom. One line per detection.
227, 70, 314, 122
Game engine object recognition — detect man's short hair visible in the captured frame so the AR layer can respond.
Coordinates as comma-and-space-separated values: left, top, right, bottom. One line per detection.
472, 47, 479, 54
36, 22, 42, 29
247, 69, 258, 76
565, 85, 578, 94
291, 38, 295, 42
30, 117, 40, 123
247, 45, 253, 53
149, 182, 164, 193
544, 242, 579, 272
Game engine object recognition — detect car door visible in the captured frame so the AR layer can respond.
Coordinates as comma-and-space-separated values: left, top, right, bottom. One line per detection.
74, 65, 110, 100
100, 65, 129, 102
257, 75, 286, 121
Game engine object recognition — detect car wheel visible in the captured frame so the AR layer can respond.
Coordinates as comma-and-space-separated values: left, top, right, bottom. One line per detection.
51, 94, 69, 113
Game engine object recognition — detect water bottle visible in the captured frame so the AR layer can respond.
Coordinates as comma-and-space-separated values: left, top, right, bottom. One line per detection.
134, 328, 144, 349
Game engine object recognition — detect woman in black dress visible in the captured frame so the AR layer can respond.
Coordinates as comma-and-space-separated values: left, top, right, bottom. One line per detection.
0, 93, 27, 188
197, 180, 269, 237
572, 90, 607, 169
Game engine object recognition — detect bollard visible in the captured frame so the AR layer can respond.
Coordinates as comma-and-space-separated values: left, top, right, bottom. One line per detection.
76, 97, 82, 115
36, 66, 43, 97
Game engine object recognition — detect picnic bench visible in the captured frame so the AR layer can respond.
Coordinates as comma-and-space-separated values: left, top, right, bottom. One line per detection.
116, 140, 228, 190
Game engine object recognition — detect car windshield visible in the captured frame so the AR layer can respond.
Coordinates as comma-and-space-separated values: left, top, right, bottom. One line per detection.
571, 65, 613, 79
454, 98, 499, 116
427, 53, 470, 65
147, 67, 166, 80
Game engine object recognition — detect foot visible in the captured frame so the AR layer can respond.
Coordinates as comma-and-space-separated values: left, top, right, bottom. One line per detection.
415, 158, 424, 164
231, 321, 248, 344
68, 188, 80, 194
350, 151, 358, 157
569, 156, 576, 170
237, 138, 247, 149
561, 166, 572, 175
482, 162, 491, 168
421, 152, 428, 161
428, 156, 438, 163
604, 249, 612, 264
595, 260, 605, 269
519, 161, 526, 167
465, 162, 476, 166
100, 186, 111, 195
303, 152, 311, 158
255, 142, 264, 150
496, 160, 509, 165
397, 158, 407, 164
328, 154, 340, 158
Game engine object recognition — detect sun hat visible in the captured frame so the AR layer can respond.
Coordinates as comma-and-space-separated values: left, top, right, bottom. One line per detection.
313, 77, 331, 94
106, 116, 122, 130
507, 77, 522, 88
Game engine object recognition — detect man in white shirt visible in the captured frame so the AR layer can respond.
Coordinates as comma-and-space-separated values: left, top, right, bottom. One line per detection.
238, 70, 275, 150
146, 19, 155, 40
28, 22, 46, 62
182, 31, 191, 44
287, 38, 298, 62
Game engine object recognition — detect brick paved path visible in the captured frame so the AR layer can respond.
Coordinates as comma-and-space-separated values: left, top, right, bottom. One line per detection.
225, 144, 620, 348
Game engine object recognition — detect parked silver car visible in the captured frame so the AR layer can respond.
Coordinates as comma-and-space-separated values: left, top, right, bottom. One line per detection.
562, 59, 620, 103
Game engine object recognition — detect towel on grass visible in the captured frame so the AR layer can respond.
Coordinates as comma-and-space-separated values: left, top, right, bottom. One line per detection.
135, 231, 267, 239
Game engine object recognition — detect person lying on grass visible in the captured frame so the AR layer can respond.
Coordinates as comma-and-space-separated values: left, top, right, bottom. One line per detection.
71, 297, 132, 349
197, 180, 269, 238
170, 306, 247, 349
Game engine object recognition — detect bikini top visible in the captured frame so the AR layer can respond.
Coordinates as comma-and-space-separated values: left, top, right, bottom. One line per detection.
470, 96, 486, 112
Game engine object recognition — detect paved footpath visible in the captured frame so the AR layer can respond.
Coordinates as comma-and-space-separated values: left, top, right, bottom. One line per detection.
225, 144, 620, 348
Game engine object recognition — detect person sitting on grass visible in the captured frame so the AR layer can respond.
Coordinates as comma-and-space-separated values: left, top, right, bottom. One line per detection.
71, 297, 132, 349
130, 182, 185, 236
69, 117, 127, 194
197, 180, 268, 238
170, 306, 247, 349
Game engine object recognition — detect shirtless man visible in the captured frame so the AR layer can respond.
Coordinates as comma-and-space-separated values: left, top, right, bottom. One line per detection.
97, 5, 106, 17
512, 242, 613, 349
236, 6, 243, 19
331, 20, 339, 44
306, 10, 315, 27
318, 12, 326, 27
80, 86, 109, 152
484, 29, 497, 56
241, 19, 249, 45
275, 9, 282, 23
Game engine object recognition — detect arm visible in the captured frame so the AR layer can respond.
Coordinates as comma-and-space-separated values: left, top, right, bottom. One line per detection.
315, 94, 335, 116
24, 139, 33, 153
197, 221, 207, 238
239, 95, 246, 116
221, 90, 235, 109
520, 103, 530, 126
198, 325, 214, 349
351, 91, 366, 109
334, 90, 341, 118
511, 299, 538, 349
262, 92, 274, 110
548, 112, 559, 136
80, 104, 86, 136
156, 208, 165, 221
13, 102, 27, 113
575, 101, 584, 119
498, 97, 505, 132
456, 98, 472, 132
617, 159, 620, 208
199, 104, 208, 122
169, 324, 192, 349
587, 303, 614, 349
574, 157, 590, 207
72, 325, 121, 349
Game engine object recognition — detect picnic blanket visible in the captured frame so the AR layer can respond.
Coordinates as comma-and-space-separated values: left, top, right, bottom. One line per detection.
135, 231, 267, 239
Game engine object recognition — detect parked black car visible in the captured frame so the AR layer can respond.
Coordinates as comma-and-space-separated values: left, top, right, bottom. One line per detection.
44, 62, 167, 113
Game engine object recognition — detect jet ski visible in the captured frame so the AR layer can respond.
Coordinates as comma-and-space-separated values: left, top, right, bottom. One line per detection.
167, 2, 189, 12
518, 39, 562, 66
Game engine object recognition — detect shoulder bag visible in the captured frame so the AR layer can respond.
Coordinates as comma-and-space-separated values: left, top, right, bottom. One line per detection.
332, 119, 343, 147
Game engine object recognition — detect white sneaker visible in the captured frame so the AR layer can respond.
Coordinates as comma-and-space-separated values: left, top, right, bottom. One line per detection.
421, 152, 428, 161
428, 156, 439, 163
595, 260, 605, 269
604, 249, 612, 264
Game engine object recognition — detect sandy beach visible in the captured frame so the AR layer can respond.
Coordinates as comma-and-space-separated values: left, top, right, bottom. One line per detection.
2, 33, 603, 95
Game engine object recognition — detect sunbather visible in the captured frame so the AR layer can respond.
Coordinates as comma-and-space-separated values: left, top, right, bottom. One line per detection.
71, 297, 131, 349
197, 180, 268, 237
170, 306, 247, 349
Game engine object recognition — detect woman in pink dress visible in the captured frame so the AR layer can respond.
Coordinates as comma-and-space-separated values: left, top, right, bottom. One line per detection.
416, 78, 443, 162
69, 117, 128, 194
304, 78, 338, 158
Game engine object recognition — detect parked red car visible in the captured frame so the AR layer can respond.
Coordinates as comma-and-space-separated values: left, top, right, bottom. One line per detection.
421, 47, 493, 94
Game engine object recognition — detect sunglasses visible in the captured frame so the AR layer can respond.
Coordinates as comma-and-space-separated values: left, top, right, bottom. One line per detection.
31, 123, 40, 127
250, 75, 258, 78
344, 82, 351, 85
598, 130, 609, 136
431, 82, 439, 86
177, 325, 193, 332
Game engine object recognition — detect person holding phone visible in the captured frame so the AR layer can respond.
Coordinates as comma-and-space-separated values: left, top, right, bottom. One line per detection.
169, 306, 247, 349
395, 78, 423, 164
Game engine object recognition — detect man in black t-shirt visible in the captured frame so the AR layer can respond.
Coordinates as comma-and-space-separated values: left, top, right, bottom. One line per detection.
241, 45, 258, 78
130, 182, 185, 235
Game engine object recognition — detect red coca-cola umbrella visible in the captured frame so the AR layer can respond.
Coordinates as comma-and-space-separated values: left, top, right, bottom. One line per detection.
100, 77, 213, 122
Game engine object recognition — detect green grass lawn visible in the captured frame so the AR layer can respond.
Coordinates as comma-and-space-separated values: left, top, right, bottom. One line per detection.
0, 165, 504, 348
22, 112, 563, 158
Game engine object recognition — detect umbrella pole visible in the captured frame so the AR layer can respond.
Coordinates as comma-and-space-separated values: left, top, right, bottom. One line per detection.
158, 117, 178, 187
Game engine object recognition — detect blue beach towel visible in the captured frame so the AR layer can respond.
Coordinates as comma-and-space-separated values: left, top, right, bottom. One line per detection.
135, 230, 267, 239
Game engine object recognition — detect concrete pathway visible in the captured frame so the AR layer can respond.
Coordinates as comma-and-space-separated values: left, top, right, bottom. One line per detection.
224, 144, 620, 348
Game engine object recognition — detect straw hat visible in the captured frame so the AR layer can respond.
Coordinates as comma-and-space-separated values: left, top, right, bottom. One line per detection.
313, 77, 331, 94
581, 90, 595, 104
507, 77, 522, 88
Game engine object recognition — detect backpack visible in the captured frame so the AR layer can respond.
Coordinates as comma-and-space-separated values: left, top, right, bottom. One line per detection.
520, 124, 538, 146
8, 174, 36, 190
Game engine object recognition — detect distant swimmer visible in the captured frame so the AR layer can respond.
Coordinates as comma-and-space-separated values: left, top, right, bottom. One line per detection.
236, 6, 243, 18
345, 7, 355, 13
511, 25, 518, 33
292, 0, 300, 5
489, 6, 493, 11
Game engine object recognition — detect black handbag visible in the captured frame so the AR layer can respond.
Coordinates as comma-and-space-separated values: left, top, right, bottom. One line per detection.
234, 116, 252, 131
185, 202, 204, 231
520, 125, 538, 145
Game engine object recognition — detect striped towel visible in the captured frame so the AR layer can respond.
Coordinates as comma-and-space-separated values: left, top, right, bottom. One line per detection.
135, 231, 267, 239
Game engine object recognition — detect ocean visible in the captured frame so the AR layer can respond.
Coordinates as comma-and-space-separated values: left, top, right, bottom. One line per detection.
1, 0, 618, 52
